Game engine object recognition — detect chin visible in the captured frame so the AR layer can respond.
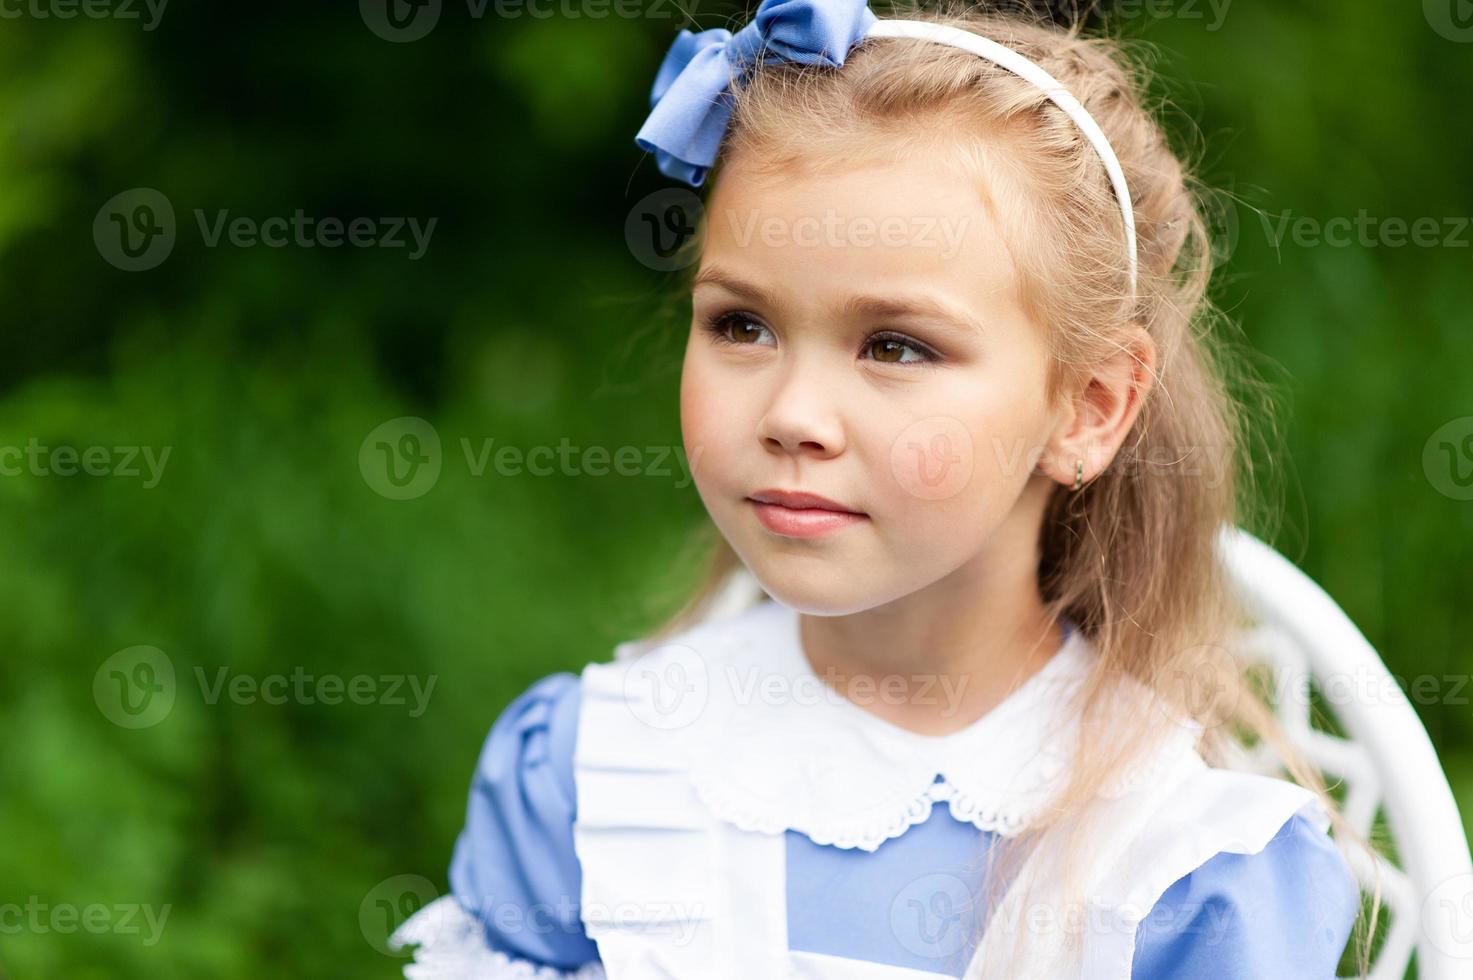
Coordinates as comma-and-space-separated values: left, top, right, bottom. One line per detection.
739, 557, 886, 617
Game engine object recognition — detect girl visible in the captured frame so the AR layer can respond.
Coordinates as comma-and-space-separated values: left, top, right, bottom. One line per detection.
394, 1, 1381, 976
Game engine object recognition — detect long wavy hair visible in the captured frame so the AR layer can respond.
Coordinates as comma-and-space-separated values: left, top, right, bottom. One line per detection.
631, 1, 1382, 974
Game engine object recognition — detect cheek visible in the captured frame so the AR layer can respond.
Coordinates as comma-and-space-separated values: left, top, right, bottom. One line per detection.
885, 413, 979, 504
874, 379, 1045, 527
680, 344, 738, 485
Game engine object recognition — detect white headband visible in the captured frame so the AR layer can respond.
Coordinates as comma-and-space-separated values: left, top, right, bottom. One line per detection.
866, 20, 1139, 294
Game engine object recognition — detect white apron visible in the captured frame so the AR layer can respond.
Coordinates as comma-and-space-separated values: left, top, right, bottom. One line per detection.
572, 602, 1328, 980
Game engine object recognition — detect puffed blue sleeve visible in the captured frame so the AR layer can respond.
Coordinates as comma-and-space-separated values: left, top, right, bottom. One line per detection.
1130, 807, 1360, 979
391, 672, 605, 978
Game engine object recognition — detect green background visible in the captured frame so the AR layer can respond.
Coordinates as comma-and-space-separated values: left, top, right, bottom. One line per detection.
0, 1, 1468, 976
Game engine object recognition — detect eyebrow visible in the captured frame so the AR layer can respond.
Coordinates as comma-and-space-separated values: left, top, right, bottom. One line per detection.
691, 266, 986, 340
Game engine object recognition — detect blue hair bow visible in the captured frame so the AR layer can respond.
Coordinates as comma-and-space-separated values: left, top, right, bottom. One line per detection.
634, 0, 878, 186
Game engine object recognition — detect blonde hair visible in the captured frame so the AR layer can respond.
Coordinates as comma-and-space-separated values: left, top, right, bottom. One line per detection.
636, 0, 1382, 974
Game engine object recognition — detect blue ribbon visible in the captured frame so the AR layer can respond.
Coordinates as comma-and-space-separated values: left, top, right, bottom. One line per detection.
634, 0, 878, 186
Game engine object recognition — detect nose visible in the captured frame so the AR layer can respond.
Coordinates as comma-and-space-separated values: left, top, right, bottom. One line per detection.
755, 361, 846, 460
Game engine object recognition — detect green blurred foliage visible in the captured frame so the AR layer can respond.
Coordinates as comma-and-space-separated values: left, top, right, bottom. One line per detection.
0, 1, 1467, 977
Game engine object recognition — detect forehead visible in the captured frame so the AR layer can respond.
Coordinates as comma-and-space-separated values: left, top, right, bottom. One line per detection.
698, 149, 1028, 324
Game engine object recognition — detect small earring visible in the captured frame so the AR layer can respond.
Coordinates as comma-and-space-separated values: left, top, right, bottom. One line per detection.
1070, 458, 1084, 492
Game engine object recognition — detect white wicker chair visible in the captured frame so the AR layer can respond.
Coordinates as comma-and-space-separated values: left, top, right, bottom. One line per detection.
695, 525, 1473, 978
1215, 524, 1473, 979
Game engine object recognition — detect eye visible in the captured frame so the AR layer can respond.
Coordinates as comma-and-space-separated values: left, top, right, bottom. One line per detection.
699, 311, 941, 366
864, 331, 939, 365
702, 310, 775, 347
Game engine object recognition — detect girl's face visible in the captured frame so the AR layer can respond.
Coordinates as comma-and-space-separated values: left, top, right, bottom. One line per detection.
681, 148, 1069, 616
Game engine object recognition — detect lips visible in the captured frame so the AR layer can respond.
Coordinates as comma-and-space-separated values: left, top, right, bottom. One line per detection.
746, 488, 868, 539
746, 489, 864, 514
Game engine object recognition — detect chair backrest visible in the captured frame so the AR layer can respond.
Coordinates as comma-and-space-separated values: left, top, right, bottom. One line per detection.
1216, 524, 1473, 979
688, 526, 1473, 978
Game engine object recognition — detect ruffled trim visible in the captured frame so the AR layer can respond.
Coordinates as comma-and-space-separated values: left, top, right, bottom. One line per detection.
690, 768, 937, 852
935, 777, 1057, 836
389, 896, 607, 980
689, 760, 1073, 851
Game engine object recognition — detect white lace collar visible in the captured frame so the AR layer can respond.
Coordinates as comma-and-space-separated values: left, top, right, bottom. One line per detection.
620, 599, 1200, 852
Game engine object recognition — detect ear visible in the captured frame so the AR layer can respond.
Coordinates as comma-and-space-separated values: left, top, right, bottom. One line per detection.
1037, 325, 1157, 489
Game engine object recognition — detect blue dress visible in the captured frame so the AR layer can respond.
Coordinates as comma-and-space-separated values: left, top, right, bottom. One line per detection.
400, 667, 1361, 978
